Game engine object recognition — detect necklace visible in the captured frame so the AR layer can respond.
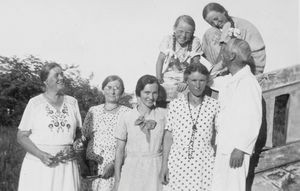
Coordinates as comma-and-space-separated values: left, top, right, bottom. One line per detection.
104, 104, 119, 112
187, 93, 202, 130
187, 93, 203, 159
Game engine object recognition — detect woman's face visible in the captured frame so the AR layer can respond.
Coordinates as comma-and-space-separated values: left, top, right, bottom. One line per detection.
44, 66, 64, 92
187, 71, 208, 97
205, 10, 228, 29
103, 80, 122, 104
138, 83, 159, 108
174, 21, 194, 46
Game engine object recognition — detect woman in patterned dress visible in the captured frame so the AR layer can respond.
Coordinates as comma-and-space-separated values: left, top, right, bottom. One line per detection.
81, 75, 131, 191
113, 75, 167, 191
160, 62, 219, 191
17, 63, 82, 191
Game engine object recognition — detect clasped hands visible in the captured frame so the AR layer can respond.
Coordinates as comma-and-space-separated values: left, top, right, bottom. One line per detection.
39, 147, 79, 167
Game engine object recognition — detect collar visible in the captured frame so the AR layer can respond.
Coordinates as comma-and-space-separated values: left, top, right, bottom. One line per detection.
228, 65, 251, 84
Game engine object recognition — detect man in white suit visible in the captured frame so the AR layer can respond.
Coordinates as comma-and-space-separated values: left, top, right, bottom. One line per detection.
212, 38, 262, 191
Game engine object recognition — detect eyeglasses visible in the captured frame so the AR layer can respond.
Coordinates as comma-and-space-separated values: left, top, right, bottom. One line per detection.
104, 85, 121, 92
175, 29, 193, 37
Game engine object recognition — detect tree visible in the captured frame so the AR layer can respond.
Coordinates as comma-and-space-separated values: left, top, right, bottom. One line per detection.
0, 55, 133, 127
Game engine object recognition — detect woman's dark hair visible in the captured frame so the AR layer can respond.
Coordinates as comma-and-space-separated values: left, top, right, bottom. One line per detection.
40, 62, 62, 82
183, 61, 210, 81
135, 75, 159, 97
102, 75, 125, 95
202, 2, 235, 28
174, 15, 196, 32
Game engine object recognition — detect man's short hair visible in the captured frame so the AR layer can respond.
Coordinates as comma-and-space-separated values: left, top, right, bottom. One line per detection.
224, 38, 255, 72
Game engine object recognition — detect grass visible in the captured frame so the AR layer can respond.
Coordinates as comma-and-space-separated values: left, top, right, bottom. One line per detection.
0, 126, 25, 191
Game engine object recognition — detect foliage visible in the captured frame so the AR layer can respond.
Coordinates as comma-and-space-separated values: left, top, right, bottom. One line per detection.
0, 55, 133, 127
0, 55, 133, 191
0, 56, 43, 126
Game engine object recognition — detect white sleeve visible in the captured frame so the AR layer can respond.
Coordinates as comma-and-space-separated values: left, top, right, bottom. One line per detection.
233, 78, 262, 154
18, 99, 34, 131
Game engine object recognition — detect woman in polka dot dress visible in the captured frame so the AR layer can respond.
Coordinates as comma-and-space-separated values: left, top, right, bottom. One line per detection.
160, 62, 219, 191
81, 75, 131, 191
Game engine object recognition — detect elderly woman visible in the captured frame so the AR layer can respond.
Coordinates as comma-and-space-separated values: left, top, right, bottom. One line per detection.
17, 63, 82, 191
81, 75, 131, 191
113, 75, 167, 191
160, 62, 219, 191
202, 2, 266, 75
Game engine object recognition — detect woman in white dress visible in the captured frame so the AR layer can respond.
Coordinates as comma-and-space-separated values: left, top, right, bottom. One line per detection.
81, 75, 131, 191
17, 63, 82, 191
160, 62, 219, 191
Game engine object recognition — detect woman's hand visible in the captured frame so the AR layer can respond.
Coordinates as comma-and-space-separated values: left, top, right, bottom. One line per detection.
157, 77, 164, 84
160, 165, 169, 185
102, 161, 115, 179
177, 82, 188, 92
38, 151, 54, 166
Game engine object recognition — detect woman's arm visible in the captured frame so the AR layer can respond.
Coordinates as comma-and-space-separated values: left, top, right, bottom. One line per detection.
160, 130, 173, 185
113, 138, 126, 190
191, 55, 200, 63
17, 130, 54, 166
156, 52, 166, 84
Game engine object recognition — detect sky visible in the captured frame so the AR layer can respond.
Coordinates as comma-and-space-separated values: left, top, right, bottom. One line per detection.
0, 0, 299, 93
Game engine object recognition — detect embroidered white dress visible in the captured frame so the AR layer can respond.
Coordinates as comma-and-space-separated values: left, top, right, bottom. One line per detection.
18, 94, 82, 191
81, 105, 131, 191
164, 94, 219, 191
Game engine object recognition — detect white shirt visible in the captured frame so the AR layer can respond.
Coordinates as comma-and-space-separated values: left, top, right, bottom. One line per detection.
216, 65, 262, 154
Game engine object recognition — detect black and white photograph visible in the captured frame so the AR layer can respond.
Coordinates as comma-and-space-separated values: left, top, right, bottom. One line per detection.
0, 0, 299, 191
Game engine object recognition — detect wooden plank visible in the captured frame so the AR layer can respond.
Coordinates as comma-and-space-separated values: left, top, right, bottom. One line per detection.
255, 141, 300, 173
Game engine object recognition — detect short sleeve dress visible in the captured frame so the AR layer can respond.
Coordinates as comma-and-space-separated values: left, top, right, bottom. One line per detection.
81, 104, 131, 191
164, 94, 219, 191
115, 107, 167, 191
18, 94, 82, 191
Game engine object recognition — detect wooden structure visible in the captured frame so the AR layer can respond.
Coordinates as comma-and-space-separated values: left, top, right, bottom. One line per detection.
251, 65, 300, 190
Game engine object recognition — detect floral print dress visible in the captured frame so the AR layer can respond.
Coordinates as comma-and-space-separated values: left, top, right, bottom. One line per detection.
81, 104, 131, 191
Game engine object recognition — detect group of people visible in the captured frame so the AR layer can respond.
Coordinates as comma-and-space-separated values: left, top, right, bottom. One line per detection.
17, 2, 265, 191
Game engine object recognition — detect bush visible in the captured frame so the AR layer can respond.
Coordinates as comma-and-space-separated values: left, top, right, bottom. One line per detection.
0, 55, 133, 127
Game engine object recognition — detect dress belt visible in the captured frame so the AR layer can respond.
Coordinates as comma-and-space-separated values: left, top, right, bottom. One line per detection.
126, 151, 162, 158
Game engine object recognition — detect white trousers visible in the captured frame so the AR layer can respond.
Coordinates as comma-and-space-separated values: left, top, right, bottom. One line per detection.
212, 152, 250, 191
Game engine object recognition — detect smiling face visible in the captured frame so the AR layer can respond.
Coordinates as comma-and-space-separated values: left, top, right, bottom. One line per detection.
44, 66, 64, 92
138, 83, 159, 108
187, 71, 208, 97
205, 10, 228, 29
174, 20, 194, 46
103, 80, 122, 104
